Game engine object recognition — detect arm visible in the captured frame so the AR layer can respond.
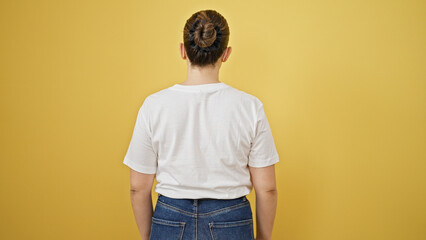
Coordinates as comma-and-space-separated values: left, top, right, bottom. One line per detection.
249, 164, 278, 240
129, 169, 156, 240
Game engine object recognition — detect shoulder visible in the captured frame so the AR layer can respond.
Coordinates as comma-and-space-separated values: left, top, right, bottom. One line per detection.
224, 84, 264, 110
141, 87, 171, 107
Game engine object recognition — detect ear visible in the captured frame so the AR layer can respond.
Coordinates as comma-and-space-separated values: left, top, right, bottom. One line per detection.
222, 46, 232, 62
180, 43, 186, 59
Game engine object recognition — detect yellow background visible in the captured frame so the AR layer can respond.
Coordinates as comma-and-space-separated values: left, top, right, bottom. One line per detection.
1, 0, 425, 239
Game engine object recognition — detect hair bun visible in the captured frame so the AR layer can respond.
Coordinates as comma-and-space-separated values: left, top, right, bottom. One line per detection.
192, 19, 217, 48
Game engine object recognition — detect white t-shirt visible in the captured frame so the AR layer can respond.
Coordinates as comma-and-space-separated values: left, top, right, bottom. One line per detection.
123, 82, 279, 199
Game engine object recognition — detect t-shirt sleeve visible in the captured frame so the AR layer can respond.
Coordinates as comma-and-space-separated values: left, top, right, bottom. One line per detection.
123, 97, 157, 174
248, 101, 280, 168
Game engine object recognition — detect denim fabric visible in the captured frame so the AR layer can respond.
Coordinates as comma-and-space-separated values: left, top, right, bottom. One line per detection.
149, 193, 255, 240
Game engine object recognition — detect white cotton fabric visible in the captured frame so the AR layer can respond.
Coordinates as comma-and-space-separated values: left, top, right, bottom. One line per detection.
123, 82, 279, 199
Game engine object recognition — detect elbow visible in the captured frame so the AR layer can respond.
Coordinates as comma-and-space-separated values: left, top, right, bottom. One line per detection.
256, 188, 278, 195
128, 169, 155, 194
264, 189, 278, 195
129, 185, 151, 194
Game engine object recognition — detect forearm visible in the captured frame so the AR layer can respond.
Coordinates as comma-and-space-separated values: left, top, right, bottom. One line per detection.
255, 190, 277, 240
130, 190, 154, 240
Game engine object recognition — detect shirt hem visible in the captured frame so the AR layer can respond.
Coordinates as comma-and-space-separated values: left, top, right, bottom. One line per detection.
154, 188, 252, 200
248, 154, 280, 168
123, 157, 157, 174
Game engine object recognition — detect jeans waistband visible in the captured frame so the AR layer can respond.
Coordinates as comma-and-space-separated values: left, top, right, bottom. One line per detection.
155, 193, 253, 220
157, 193, 248, 208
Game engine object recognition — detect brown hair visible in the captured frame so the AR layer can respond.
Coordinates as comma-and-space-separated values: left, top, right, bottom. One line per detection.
183, 10, 230, 68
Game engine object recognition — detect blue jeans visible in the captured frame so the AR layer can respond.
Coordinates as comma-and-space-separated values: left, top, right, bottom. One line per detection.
149, 193, 255, 240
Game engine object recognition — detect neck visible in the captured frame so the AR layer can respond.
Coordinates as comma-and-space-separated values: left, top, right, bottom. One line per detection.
183, 63, 221, 85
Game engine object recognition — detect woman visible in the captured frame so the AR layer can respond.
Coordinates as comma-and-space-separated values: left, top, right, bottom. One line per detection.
123, 9, 279, 240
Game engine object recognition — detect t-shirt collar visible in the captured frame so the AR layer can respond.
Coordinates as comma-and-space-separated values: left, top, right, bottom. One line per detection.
169, 82, 229, 92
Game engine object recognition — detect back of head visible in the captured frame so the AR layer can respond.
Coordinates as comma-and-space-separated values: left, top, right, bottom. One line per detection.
183, 10, 230, 68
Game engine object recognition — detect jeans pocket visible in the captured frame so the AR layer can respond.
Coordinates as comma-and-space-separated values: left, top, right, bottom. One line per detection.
149, 217, 186, 240
208, 218, 254, 240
